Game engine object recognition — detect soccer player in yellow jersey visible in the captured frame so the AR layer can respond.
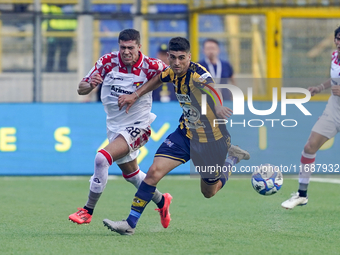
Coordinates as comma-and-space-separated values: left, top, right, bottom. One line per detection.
103, 37, 250, 235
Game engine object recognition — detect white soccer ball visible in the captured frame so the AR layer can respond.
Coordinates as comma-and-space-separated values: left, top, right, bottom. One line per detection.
251, 164, 283, 196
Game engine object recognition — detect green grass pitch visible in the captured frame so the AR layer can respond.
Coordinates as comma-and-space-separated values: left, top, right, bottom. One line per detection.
1, 176, 340, 255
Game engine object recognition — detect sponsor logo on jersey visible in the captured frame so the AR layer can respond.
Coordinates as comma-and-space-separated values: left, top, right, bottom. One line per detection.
183, 105, 200, 122
198, 73, 211, 82
189, 64, 197, 72
113, 77, 123, 80
133, 81, 144, 88
182, 104, 206, 129
110, 85, 133, 95
176, 93, 191, 103
181, 84, 188, 93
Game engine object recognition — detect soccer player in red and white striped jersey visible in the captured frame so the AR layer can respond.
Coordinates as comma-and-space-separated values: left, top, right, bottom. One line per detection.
282, 26, 340, 209
69, 29, 172, 227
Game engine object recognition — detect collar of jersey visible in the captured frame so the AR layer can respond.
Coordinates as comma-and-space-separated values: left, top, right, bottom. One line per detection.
118, 51, 144, 69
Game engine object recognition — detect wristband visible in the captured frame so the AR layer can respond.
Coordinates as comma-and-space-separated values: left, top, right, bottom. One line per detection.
134, 91, 140, 98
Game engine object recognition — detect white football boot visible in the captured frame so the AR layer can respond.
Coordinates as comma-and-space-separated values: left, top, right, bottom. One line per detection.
281, 192, 308, 209
103, 219, 135, 235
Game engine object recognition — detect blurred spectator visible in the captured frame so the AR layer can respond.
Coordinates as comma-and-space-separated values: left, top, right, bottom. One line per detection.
13, 4, 29, 31
152, 43, 177, 102
156, 43, 169, 64
198, 38, 235, 100
42, 4, 77, 72
14, 4, 28, 12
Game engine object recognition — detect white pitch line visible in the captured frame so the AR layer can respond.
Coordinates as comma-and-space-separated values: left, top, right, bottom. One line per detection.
310, 178, 340, 184
1, 176, 340, 183
0, 176, 91, 181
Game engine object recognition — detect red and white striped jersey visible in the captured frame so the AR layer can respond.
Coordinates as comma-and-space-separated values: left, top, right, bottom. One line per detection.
83, 51, 167, 132
324, 50, 340, 123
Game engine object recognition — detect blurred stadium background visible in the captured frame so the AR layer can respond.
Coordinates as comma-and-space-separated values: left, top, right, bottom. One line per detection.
1, 0, 340, 175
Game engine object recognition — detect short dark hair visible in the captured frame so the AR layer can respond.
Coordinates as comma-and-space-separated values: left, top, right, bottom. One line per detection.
118, 29, 140, 45
168, 37, 190, 52
203, 38, 220, 47
335, 26, 340, 38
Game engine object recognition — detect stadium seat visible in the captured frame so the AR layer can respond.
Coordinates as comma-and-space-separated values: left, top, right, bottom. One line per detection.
149, 20, 187, 32
91, 4, 117, 13
155, 4, 187, 13
91, 4, 132, 13
100, 39, 119, 56
100, 20, 133, 32
120, 4, 132, 13
199, 15, 224, 32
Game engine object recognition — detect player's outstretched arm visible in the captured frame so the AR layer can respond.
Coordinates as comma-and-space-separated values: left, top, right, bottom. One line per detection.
205, 82, 233, 119
119, 73, 162, 113
215, 104, 233, 119
308, 78, 331, 96
78, 74, 103, 95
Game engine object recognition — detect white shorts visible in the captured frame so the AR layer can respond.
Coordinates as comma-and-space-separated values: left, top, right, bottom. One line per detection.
107, 125, 151, 165
311, 112, 340, 139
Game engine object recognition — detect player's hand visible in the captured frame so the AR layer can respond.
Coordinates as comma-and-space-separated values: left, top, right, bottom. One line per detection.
308, 86, 321, 96
215, 105, 233, 119
331, 85, 340, 96
118, 94, 137, 113
89, 73, 103, 89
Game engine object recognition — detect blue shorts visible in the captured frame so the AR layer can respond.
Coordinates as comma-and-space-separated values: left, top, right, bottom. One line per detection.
155, 127, 191, 163
155, 126, 231, 171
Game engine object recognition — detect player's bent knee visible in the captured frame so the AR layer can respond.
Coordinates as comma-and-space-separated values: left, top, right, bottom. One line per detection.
90, 151, 111, 193
144, 164, 162, 186
201, 178, 221, 198
304, 143, 318, 154
96, 150, 112, 168
201, 189, 216, 199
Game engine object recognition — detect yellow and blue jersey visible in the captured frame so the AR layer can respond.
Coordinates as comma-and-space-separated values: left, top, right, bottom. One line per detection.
160, 62, 229, 143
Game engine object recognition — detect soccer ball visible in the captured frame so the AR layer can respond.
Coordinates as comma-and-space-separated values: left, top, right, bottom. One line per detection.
251, 164, 283, 196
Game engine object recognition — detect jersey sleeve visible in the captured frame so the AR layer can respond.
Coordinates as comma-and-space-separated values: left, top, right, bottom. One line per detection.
145, 58, 168, 81
82, 53, 112, 82
160, 66, 174, 83
193, 63, 215, 87
332, 50, 338, 62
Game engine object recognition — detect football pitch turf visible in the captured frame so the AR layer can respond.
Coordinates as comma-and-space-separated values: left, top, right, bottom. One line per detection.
1, 176, 340, 255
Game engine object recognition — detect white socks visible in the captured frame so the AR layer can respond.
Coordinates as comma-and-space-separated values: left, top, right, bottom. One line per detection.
298, 151, 316, 189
